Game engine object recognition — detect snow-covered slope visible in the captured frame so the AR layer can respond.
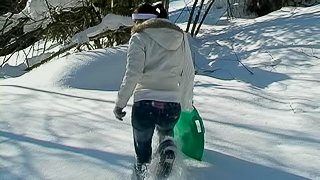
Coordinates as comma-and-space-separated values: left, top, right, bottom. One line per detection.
1, 4, 320, 180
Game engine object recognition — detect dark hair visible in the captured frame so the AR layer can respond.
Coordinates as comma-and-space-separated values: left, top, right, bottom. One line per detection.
134, 2, 168, 19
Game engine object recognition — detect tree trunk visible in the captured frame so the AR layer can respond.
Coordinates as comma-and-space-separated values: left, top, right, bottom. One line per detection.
191, 0, 205, 36
246, 0, 282, 16
186, 0, 199, 33
195, 0, 215, 36
162, 0, 170, 12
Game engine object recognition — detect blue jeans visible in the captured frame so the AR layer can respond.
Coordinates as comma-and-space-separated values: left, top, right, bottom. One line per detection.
131, 100, 181, 164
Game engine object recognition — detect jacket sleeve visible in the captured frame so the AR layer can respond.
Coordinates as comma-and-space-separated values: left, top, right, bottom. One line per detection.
115, 34, 145, 108
180, 32, 195, 112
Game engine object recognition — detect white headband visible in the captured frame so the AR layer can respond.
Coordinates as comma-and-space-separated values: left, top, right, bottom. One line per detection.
132, 13, 158, 20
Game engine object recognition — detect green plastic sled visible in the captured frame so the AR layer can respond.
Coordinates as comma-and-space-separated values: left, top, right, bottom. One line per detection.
174, 107, 205, 161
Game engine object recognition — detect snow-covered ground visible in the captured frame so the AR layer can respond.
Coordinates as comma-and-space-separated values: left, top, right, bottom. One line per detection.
1, 1, 320, 180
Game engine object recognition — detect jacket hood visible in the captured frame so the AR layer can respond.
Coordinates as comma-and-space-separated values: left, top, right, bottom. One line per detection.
131, 19, 184, 50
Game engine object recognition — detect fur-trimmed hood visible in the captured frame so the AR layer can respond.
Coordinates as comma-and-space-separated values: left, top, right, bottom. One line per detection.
131, 19, 184, 50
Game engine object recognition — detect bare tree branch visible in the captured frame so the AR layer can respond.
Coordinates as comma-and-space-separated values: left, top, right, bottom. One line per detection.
25, 43, 77, 71
191, 0, 205, 36
194, 0, 215, 36
186, 0, 199, 33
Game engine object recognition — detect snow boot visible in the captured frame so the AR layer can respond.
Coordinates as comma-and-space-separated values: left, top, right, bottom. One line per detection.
156, 138, 177, 179
134, 163, 148, 180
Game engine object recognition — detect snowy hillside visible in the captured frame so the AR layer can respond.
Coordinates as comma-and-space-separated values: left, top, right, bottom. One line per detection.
1, 2, 320, 180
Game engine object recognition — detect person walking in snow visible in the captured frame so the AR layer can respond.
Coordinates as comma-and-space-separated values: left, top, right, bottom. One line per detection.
113, 2, 195, 178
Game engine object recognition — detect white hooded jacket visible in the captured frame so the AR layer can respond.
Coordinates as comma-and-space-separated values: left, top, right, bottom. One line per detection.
115, 19, 195, 111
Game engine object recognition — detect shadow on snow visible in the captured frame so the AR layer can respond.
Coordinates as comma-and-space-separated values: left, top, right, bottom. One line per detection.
190, 149, 307, 180
0, 130, 134, 179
